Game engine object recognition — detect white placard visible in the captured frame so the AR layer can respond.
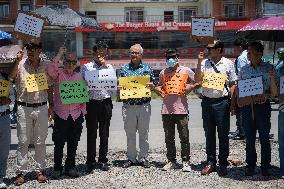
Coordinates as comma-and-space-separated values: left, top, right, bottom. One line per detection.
14, 13, 44, 38
280, 76, 284, 94
85, 69, 117, 90
238, 76, 263, 98
191, 17, 214, 37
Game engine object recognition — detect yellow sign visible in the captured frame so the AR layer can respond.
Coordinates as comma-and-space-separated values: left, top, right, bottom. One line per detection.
202, 72, 227, 91
24, 73, 49, 92
119, 75, 151, 99
0, 80, 10, 97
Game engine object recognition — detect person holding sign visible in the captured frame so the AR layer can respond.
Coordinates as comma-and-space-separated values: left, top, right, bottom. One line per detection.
9, 41, 53, 185
0, 69, 14, 189
48, 47, 86, 178
81, 42, 115, 172
118, 44, 155, 168
238, 42, 277, 177
194, 40, 237, 176
154, 48, 197, 172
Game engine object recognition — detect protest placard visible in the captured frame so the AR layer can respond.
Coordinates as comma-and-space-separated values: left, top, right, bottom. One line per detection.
59, 80, 89, 104
119, 75, 151, 99
85, 69, 117, 90
24, 73, 48, 92
163, 72, 188, 95
280, 76, 284, 94
202, 72, 227, 91
238, 76, 264, 98
13, 12, 45, 41
0, 80, 10, 97
191, 17, 214, 44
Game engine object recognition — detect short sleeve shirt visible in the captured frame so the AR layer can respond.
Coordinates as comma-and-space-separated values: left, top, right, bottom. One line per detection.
201, 57, 237, 98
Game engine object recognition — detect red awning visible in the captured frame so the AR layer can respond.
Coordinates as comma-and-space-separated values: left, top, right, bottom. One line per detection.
75, 20, 250, 33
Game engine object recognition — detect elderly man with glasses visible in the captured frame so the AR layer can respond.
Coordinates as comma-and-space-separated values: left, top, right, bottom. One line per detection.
118, 44, 155, 168
81, 42, 115, 172
9, 41, 53, 185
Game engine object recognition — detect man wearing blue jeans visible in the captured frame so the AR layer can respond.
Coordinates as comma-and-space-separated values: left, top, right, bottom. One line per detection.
238, 42, 277, 176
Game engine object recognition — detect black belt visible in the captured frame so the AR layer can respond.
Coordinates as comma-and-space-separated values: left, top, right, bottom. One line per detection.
127, 101, 150, 105
0, 109, 10, 117
17, 101, 47, 108
203, 96, 229, 103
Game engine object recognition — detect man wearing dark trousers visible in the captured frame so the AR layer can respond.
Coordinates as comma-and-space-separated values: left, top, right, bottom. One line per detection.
194, 40, 237, 176
81, 42, 115, 172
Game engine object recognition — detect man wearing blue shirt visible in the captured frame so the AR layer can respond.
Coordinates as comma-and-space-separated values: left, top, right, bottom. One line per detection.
119, 44, 155, 168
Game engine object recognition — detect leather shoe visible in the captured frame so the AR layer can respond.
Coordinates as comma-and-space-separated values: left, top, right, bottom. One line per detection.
218, 166, 228, 176
245, 167, 255, 176
101, 163, 110, 171
201, 163, 216, 175
233, 134, 245, 140
123, 160, 134, 168
15, 174, 25, 186
261, 169, 271, 176
36, 171, 47, 183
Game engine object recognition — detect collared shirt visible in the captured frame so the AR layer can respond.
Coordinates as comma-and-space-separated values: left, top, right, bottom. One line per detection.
275, 60, 284, 112
201, 57, 237, 98
235, 50, 250, 76
81, 61, 116, 100
120, 61, 155, 104
159, 66, 195, 114
48, 56, 86, 121
16, 57, 51, 104
238, 60, 274, 92
0, 73, 14, 113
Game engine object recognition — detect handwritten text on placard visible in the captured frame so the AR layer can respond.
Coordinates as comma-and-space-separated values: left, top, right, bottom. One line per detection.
119, 75, 151, 99
85, 69, 117, 90
163, 72, 188, 95
238, 76, 263, 98
14, 13, 44, 38
0, 80, 10, 97
59, 80, 89, 104
192, 18, 214, 37
24, 73, 48, 92
202, 72, 227, 91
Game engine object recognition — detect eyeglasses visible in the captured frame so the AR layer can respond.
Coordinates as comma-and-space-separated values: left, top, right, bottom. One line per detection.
130, 51, 140, 55
64, 61, 77, 65
166, 55, 178, 60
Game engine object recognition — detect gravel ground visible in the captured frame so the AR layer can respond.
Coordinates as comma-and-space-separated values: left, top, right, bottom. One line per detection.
4, 140, 284, 189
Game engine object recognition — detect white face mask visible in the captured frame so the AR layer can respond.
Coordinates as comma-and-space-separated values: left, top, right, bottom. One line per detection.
166, 58, 177, 68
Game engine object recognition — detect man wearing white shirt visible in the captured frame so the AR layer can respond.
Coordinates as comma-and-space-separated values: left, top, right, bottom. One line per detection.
195, 40, 237, 176
81, 42, 115, 172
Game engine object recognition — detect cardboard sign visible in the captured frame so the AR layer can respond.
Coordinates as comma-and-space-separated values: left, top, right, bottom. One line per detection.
85, 69, 117, 90
14, 12, 45, 41
202, 72, 227, 91
280, 76, 284, 94
119, 75, 151, 99
59, 80, 89, 104
238, 76, 264, 98
163, 72, 188, 95
191, 17, 214, 44
0, 80, 10, 97
24, 73, 48, 92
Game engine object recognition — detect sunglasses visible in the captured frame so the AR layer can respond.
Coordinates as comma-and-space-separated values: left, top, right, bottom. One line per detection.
64, 61, 77, 65
130, 51, 140, 55
166, 55, 178, 60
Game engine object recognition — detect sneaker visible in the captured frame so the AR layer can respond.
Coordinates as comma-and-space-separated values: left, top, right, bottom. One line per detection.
201, 163, 216, 175
36, 171, 47, 183
161, 161, 177, 171
0, 178, 7, 189
123, 160, 135, 168
101, 163, 110, 171
15, 173, 25, 186
52, 170, 62, 179
140, 159, 151, 168
182, 161, 191, 172
65, 169, 79, 177
261, 169, 271, 176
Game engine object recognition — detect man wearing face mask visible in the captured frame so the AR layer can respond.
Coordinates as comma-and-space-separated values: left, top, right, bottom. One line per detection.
81, 42, 115, 172
154, 48, 197, 172
194, 40, 237, 176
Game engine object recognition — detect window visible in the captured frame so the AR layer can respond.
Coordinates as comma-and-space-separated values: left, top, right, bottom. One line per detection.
224, 0, 245, 18
47, 1, 69, 8
85, 11, 97, 20
125, 7, 144, 22
178, 7, 197, 22
164, 11, 174, 22
0, 3, 9, 18
21, 0, 32, 11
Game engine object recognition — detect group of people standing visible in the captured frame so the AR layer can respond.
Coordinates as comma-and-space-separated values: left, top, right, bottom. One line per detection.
0, 38, 283, 188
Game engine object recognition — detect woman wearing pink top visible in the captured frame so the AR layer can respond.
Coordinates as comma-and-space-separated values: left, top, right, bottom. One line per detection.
48, 47, 86, 178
